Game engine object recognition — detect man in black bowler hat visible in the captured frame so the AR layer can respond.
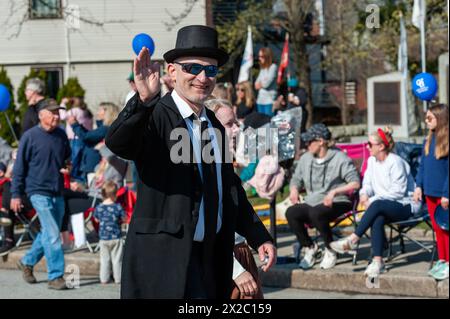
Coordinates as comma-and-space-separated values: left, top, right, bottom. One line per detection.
106, 25, 276, 299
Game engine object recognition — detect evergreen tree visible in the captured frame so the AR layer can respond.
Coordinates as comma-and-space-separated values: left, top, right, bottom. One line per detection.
0, 66, 19, 146
56, 77, 86, 106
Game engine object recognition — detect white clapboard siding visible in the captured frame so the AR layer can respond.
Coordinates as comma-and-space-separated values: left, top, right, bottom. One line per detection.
0, 0, 207, 109
0, 0, 206, 64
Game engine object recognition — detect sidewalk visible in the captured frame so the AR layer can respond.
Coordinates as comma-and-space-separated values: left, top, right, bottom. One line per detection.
258, 228, 448, 298
1, 228, 448, 298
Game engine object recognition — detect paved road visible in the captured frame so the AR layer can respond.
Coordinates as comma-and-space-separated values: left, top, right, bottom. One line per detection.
0, 269, 418, 299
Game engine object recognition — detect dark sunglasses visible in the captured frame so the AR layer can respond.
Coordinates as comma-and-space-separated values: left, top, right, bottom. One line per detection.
174, 62, 218, 77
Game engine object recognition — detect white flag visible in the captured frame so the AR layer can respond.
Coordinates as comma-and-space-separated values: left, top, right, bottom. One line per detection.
237, 26, 253, 83
398, 16, 408, 76
412, 0, 424, 29
399, 15, 418, 135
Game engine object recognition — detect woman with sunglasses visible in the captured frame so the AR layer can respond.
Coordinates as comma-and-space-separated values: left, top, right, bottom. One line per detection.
414, 104, 449, 280
286, 124, 360, 270
331, 127, 422, 277
234, 81, 255, 121
254, 47, 277, 117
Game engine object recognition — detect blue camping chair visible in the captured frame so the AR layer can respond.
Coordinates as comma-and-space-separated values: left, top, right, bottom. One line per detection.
385, 142, 436, 267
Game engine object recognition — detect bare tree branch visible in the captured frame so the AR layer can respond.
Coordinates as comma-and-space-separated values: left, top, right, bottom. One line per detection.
2, 0, 132, 39
163, 0, 199, 31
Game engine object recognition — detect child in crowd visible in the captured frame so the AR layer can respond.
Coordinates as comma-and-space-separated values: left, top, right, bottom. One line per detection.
93, 180, 126, 284
414, 104, 449, 281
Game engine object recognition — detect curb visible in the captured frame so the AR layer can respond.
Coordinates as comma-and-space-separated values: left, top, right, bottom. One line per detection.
259, 265, 449, 298
1, 249, 100, 277
2, 246, 447, 299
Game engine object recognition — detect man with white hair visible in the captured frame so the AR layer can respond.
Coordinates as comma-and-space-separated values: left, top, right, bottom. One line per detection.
21, 78, 46, 136
12, 98, 71, 290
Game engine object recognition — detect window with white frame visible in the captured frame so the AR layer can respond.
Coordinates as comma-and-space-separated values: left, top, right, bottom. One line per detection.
29, 0, 62, 19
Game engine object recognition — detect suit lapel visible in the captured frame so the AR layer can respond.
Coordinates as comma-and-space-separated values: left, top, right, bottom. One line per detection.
159, 93, 202, 183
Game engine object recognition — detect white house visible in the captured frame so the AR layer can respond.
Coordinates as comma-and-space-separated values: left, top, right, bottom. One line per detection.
0, 0, 209, 110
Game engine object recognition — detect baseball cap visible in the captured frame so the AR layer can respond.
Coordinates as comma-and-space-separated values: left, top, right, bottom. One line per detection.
36, 98, 64, 113
301, 123, 332, 142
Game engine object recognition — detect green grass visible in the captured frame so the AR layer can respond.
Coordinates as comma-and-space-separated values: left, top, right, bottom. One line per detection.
247, 185, 291, 207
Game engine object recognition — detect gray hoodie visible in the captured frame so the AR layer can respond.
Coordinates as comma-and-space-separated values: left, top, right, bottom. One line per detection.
290, 148, 360, 206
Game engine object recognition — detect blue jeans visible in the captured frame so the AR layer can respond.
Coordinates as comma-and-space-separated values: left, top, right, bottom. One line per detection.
70, 139, 85, 182
256, 103, 274, 117
355, 199, 412, 257
22, 195, 65, 280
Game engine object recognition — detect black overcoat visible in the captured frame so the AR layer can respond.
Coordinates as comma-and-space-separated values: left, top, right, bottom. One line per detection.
105, 93, 272, 299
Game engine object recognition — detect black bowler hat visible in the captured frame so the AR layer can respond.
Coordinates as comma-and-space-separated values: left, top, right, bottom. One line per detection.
163, 25, 229, 66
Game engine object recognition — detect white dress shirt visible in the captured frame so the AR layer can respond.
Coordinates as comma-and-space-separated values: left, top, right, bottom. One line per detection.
171, 90, 223, 241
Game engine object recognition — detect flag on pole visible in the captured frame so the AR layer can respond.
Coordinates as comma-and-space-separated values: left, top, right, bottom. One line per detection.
277, 32, 289, 85
412, 0, 425, 29
399, 14, 418, 135
398, 15, 408, 77
237, 26, 254, 83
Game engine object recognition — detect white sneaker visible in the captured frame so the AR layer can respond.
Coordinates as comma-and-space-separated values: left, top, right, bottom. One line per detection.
320, 248, 337, 269
364, 259, 386, 277
299, 243, 318, 269
330, 236, 358, 255
433, 262, 449, 281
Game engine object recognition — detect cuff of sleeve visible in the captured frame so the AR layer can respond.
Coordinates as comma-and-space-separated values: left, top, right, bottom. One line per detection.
232, 257, 246, 280
139, 93, 160, 108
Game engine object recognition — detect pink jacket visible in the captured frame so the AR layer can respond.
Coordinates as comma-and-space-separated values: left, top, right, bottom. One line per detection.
248, 155, 285, 201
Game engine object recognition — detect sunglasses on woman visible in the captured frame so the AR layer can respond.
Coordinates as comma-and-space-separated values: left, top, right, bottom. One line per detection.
367, 141, 381, 148
174, 62, 219, 77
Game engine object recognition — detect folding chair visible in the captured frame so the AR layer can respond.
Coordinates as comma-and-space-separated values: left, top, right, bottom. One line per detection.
67, 173, 101, 253
14, 209, 39, 248
116, 186, 136, 225
386, 209, 436, 267
384, 142, 437, 268
82, 206, 99, 253
333, 143, 371, 264
78, 184, 136, 253
0, 179, 40, 249
293, 143, 369, 264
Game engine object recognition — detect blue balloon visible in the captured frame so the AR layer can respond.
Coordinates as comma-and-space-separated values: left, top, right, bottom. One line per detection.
132, 33, 155, 56
0, 84, 11, 112
412, 72, 438, 101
